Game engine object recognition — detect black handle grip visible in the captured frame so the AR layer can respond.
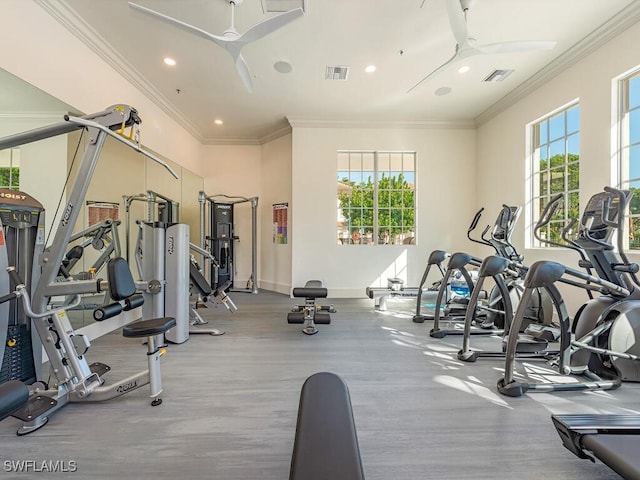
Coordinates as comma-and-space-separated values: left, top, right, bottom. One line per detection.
0, 292, 18, 305
6, 267, 24, 287
93, 302, 123, 321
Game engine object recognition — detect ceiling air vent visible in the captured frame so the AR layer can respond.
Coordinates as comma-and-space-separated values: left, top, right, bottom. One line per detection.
326, 66, 349, 81
483, 69, 514, 82
261, 0, 306, 13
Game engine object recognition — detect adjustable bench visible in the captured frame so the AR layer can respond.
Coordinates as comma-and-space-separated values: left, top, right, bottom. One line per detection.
0, 380, 29, 422
287, 281, 335, 335
289, 372, 365, 480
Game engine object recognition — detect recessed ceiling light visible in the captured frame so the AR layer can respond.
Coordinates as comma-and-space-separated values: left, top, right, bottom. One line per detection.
365, 65, 377, 73
457, 65, 470, 74
274, 61, 293, 74
163, 57, 176, 66
434, 86, 452, 96
214, 119, 223, 125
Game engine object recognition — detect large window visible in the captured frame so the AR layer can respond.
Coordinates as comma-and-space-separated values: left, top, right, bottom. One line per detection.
0, 148, 20, 190
337, 151, 416, 245
530, 104, 580, 246
618, 70, 640, 249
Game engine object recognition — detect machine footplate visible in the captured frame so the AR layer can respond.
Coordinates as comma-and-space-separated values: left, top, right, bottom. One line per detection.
12, 395, 57, 422
89, 362, 111, 377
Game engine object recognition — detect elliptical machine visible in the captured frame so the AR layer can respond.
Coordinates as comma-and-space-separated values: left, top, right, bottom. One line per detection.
498, 186, 640, 397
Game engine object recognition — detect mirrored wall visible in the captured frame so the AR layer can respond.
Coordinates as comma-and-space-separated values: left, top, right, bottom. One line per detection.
0, 69, 205, 332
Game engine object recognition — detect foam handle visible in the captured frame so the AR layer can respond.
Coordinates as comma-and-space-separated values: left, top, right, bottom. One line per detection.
124, 294, 144, 311
6, 267, 24, 287
94, 302, 123, 321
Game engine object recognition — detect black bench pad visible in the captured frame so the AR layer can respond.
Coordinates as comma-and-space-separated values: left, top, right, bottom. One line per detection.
0, 380, 29, 421
292, 287, 327, 299
123, 317, 176, 338
582, 434, 640, 479
290, 372, 364, 480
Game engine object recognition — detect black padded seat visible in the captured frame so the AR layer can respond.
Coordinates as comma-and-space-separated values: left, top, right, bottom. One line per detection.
290, 372, 364, 480
123, 317, 176, 338
0, 380, 28, 421
582, 435, 640, 479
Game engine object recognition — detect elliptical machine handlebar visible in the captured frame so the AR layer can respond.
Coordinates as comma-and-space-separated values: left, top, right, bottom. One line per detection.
467, 208, 492, 247
603, 186, 640, 287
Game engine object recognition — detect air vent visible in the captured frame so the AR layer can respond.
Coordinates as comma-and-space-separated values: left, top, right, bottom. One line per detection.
261, 0, 306, 13
326, 66, 349, 81
483, 69, 514, 82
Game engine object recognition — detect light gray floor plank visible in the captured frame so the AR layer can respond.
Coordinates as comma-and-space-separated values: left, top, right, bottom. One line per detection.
0, 292, 635, 479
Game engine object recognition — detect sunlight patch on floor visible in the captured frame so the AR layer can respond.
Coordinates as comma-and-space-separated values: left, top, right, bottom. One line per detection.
433, 374, 513, 408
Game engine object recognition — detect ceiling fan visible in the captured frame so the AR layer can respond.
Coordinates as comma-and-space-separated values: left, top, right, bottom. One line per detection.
128, 0, 304, 93
408, 0, 556, 93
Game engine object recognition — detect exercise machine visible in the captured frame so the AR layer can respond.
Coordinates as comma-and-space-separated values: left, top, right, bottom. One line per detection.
498, 187, 639, 397
427, 205, 541, 338
199, 192, 258, 294
289, 372, 365, 480
0, 105, 179, 434
288, 281, 335, 335
0, 189, 44, 385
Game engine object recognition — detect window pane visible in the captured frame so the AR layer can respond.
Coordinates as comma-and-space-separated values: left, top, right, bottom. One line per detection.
549, 113, 565, 140
337, 152, 349, 171
630, 109, 640, 145
403, 154, 415, 172
349, 154, 362, 171
568, 192, 580, 220
567, 106, 580, 134
378, 153, 389, 172
630, 76, 640, 109
539, 121, 548, 145
362, 152, 374, 171
630, 145, 640, 181
549, 139, 565, 160
567, 133, 579, 156
567, 162, 579, 190
629, 217, 640, 250
540, 171, 549, 196
390, 153, 402, 171
550, 167, 565, 194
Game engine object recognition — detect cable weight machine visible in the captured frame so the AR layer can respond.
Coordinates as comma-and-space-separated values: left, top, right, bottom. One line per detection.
199, 192, 258, 294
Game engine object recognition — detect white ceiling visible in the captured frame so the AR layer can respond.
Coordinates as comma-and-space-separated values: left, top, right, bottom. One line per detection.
29, 0, 640, 143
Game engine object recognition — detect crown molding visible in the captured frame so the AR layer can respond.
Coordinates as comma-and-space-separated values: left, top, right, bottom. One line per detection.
35, 0, 206, 143
476, 1, 640, 126
286, 117, 476, 130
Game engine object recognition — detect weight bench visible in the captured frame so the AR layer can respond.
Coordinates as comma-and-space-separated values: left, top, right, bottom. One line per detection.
0, 380, 29, 422
288, 281, 335, 335
189, 261, 237, 336
289, 372, 365, 480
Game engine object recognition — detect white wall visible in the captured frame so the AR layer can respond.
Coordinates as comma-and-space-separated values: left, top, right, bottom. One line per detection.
476, 20, 640, 313
291, 124, 477, 297
0, 115, 68, 236
260, 133, 293, 294
0, 1, 204, 177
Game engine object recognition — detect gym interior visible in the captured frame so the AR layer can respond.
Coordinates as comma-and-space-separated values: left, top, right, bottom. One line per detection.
1, 1, 640, 479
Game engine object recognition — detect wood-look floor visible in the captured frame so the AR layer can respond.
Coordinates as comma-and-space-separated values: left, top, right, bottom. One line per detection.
0, 291, 635, 479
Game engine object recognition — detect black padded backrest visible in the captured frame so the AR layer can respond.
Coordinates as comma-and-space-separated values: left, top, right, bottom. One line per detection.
107, 257, 136, 301
290, 372, 365, 480
189, 262, 213, 296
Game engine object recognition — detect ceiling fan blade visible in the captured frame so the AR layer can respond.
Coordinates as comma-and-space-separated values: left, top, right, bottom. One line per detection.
234, 53, 254, 93
476, 40, 557, 55
407, 45, 480, 94
445, 0, 469, 46
128, 2, 230, 48
237, 8, 304, 45
407, 51, 459, 94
